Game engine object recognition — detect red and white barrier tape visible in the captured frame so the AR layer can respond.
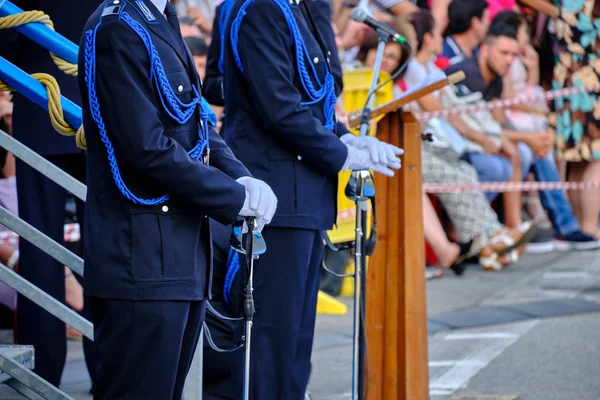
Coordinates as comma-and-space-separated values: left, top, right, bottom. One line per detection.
415, 83, 600, 122
423, 180, 600, 194
335, 181, 600, 219
0, 223, 80, 246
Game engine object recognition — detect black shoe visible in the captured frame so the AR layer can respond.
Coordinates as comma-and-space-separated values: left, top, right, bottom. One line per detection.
450, 262, 467, 276
449, 236, 484, 276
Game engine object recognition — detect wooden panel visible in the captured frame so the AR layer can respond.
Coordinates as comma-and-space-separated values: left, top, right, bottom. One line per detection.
365, 111, 429, 399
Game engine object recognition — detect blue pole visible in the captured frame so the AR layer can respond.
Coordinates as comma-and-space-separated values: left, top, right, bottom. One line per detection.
0, 0, 79, 65
0, 57, 82, 130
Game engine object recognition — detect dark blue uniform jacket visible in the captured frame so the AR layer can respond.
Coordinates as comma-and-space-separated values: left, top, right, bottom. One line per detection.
78, 0, 248, 301
223, 0, 350, 231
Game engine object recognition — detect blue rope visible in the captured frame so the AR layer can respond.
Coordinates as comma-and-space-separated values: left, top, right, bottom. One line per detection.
84, 12, 216, 206
230, 0, 337, 130
218, 0, 234, 74
223, 248, 241, 304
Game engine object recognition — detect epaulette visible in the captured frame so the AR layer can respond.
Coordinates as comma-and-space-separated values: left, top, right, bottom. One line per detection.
101, 0, 125, 18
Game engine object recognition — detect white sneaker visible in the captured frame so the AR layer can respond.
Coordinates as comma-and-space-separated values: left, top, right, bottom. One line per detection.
525, 241, 555, 254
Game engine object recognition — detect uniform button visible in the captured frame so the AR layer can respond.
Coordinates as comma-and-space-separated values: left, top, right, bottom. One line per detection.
162, 206, 169, 213
313, 57, 319, 63
177, 85, 183, 93
297, 155, 302, 161
113, 0, 119, 3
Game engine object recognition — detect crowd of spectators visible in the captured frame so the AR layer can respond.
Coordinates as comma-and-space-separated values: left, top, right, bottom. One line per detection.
330, 0, 600, 279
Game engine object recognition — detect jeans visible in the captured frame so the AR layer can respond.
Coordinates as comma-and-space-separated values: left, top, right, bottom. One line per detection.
462, 152, 512, 202
519, 144, 581, 237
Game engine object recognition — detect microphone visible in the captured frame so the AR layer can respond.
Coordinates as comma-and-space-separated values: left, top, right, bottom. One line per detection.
351, 7, 407, 45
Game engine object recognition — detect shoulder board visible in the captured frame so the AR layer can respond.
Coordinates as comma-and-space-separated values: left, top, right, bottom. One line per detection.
101, 1, 124, 17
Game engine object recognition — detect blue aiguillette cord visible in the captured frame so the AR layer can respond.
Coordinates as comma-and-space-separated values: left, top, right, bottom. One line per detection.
84, 11, 217, 205
230, 0, 337, 131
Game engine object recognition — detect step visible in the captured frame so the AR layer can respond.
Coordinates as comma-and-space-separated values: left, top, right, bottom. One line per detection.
0, 345, 73, 399
0, 345, 34, 384
0, 345, 34, 399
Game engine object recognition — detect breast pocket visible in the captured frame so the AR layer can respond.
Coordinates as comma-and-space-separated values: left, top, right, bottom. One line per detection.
165, 69, 194, 103
305, 44, 327, 86
162, 69, 196, 136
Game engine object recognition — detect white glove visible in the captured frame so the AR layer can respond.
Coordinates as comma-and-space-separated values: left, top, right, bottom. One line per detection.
341, 134, 403, 169
342, 145, 398, 177
236, 177, 278, 231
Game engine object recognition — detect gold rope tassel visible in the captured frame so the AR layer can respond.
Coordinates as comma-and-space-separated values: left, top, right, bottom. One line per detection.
0, 73, 86, 149
0, 11, 78, 77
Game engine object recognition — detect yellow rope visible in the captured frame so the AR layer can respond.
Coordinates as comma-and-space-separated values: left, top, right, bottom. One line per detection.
0, 74, 86, 149
0, 11, 78, 76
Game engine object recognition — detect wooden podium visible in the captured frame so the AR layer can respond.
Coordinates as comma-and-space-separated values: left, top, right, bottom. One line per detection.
348, 71, 465, 400
365, 110, 428, 400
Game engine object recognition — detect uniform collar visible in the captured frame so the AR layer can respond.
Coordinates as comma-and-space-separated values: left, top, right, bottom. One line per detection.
289, 0, 302, 5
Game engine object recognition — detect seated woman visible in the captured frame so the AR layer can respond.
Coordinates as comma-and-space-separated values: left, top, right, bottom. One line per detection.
360, 12, 535, 271
491, 10, 600, 250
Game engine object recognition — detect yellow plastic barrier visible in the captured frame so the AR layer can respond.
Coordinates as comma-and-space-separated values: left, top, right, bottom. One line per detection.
316, 291, 348, 315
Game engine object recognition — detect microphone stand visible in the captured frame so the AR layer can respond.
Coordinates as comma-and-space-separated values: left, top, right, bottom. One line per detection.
345, 28, 390, 400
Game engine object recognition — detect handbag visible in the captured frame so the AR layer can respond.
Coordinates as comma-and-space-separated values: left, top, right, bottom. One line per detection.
424, 117, 469, 161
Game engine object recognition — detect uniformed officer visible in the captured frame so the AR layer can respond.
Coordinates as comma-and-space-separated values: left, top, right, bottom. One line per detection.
78, 1, 277, 398
0, 0, 101, 389
222, 0, 403, 398
203, 1, 351, 398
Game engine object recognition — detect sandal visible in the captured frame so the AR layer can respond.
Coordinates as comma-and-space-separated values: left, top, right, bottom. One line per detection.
479, 221, 537, 271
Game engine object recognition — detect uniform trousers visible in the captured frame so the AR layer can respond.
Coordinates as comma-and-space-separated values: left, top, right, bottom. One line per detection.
230, 227, 323, 400
89, 298, 206, 399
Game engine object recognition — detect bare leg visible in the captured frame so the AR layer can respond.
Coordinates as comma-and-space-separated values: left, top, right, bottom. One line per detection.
65, 266, 83, 311
578, 161, 600, 235
422, 194, 460, 269
567, 162, 584, 226
503, 149, 523, 228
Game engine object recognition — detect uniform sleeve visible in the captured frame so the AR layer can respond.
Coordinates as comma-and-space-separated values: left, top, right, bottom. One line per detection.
92, 20, 245, 225
203, 5, 225, 106
236, 1, 348, 176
